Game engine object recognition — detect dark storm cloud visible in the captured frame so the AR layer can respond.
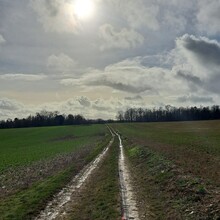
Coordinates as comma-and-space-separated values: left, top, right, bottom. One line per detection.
179, 34, 220, 66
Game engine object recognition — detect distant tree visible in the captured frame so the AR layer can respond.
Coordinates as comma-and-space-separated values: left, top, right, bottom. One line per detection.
116, 111, 124, 122
55, 115, 65, 126
74, 114, 85, 124
117, 105, 220, 123
66, 114, 75, 125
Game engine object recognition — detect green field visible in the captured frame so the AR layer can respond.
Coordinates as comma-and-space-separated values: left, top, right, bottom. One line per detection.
0, 124, 110, 219
0, 124, 107, 171
112, 120, 220, 219
0, 121, 219, 219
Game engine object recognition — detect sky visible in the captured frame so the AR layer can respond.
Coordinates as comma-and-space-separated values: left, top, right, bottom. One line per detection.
0, 0, 220, 120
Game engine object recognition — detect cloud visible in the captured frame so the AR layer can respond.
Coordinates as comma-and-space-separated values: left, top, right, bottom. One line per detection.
162, 11, 187, 33
60, 57, 188, 96
93, 80, 151, 93
177, 34, 220, 67
0, 98, 23, 111
77, 96, 91, 107
110, 0, 159, 30
0, 73, 47, 81
47, 53, 77, 74
124, 95, 142, 101
176, 70, 202, 85
0, 98, 34, 120
60, 78, 78, 86
30, 0, 80, 33
197, 0, 220, 35
177, 95, 214, 104
0, 96, 145, 120
99, 24, 144, 50
0, 35, 6, 44
175, 34, 220, 94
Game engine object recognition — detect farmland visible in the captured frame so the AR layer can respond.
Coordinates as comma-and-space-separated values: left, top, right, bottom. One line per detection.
0, 124, 110, 219
0, 125, 108, 171
0, 121, 219, 219
112, 120, 220, 219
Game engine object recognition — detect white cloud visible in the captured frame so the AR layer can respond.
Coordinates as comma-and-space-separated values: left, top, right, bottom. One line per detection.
0, 98, 33, 120
0, 98, 24, 111
0, 96, 145, 120
30, 0, 80, 33
162, 11, 187, 33
60, 57, 187, 97
177, 95, 213, 104
197, 0, 220, 35
47, 53, 77, 74
110, 0, 160, 30
77, 96, 91, 107
99, 24, 144, 50
0, 73, 47, 81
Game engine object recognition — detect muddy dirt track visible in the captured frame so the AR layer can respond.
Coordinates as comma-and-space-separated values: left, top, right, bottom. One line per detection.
35, 126, 140, 220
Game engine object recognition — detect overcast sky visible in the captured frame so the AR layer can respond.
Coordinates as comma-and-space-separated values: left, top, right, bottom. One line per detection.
1, 0, 220, 120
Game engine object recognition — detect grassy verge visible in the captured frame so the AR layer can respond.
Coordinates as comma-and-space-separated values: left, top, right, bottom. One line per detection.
0, 131, 111, 220
66, 137, 121, 220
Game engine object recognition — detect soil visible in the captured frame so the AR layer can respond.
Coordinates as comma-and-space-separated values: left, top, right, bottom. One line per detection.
0, 143, 95, 199
50, 135, 77, 142
124, 139, 220, 220
116, 132, 140, 220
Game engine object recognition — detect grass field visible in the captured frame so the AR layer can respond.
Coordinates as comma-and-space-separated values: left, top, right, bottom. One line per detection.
0, 124, 110, 219
113, 120, 220, 183
0, 121, 219, 219
0, 125, 107, 171
112, 121, 220, 219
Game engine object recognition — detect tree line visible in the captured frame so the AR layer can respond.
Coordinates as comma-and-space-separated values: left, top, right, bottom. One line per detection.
1, 105, 220, 129
116, 105, 220, 122
0, 110, 108, 129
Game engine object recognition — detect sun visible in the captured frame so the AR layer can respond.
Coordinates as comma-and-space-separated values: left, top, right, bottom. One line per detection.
73, 0, 95, 19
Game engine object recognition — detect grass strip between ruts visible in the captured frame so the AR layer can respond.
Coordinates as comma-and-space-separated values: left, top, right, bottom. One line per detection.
66, 137, 121, 220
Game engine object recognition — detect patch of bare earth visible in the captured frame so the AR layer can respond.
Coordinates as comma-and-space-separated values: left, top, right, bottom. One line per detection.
50, 135, 77, 142
124, 139, 220, 220
132, 137, 220, 185
0, 142, 98, 199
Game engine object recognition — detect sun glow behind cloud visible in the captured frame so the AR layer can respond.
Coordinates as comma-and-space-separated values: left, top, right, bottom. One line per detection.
73, 0, 95, 19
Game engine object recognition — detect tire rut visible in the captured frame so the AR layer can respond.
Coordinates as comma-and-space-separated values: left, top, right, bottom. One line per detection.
111, 128, 140, 220
35, 133, 114, 220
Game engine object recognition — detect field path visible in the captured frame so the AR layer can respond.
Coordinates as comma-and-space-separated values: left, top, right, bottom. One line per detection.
111, 128, 140, 220
35, 130, 114, 220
